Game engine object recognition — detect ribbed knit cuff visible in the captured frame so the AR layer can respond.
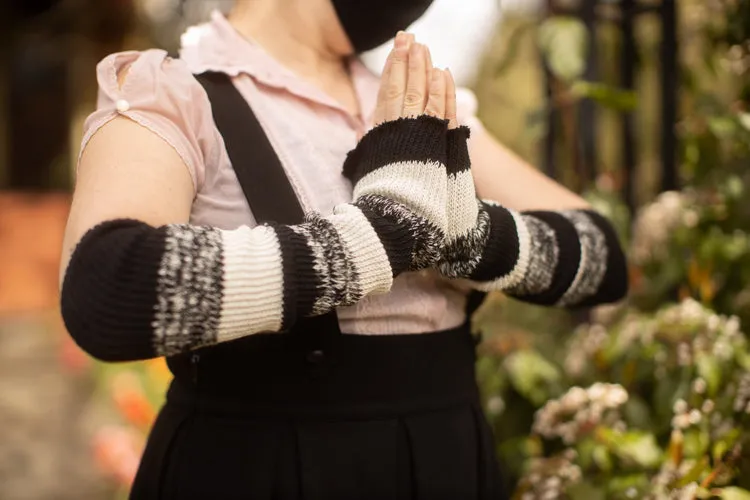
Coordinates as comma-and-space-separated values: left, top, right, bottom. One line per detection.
343, 115, 449, 184
445, 126, 478, 243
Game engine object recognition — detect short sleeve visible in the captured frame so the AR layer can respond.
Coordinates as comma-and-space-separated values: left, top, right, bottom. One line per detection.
79, 49, 219, 193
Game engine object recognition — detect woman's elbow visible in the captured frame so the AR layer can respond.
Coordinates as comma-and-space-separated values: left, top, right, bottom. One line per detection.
59, 220, 167, 363
60, 286, 155, 363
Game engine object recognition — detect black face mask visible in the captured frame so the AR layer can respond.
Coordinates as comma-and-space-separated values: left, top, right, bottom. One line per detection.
331, 0, 435, 53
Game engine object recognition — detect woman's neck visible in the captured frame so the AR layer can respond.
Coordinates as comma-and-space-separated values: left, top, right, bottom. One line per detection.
227, 1, 349, 83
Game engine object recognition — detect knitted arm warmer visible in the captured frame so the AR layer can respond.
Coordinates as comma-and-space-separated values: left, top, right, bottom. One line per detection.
61, 116, 448, 362
439, 127, 628, 307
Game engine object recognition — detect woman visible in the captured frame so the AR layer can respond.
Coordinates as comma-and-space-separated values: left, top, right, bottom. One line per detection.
60, 0, 628, 498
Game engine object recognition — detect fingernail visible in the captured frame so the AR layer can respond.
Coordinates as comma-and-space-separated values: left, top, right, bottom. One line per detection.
432, 68, 442, 81
395, 33, 406, 48
409, 43, 421, 56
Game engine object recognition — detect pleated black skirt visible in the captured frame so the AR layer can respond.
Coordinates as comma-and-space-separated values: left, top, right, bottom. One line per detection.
129, 324, 508, 500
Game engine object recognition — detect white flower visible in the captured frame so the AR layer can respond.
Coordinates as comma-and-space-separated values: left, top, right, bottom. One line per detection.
486, 396, 505, 416
546, 477, 561, 490
672, 413, 692, 429
605, 385, 629, 406
701, 400, 715, 413
673, 399, 688, 414
587, 383, 607, 401
562, 387, 589, 410
682, 209, 699, 228
692, 378, 707, 395
688, 409, 702, 424
725, 316, 741, 336
713, 339, 733, 359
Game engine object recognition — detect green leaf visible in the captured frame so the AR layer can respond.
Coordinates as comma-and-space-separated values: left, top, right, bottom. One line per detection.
503, 350, 561, 406
618, 433, 663, 469
622, 394, 653, 429
719, 487, 750, 500
674, 457, 710, 488
537, 16, 589, 81
713, 429, 742, 463
570, 81, 638, 111
606, 474, 650, 497
567, 481, 606, 500
593, 444, 614, 473
683, 429, 711, 459
709, 116, 738, 137
598, 429, 663, 469
696, 354, 722, 397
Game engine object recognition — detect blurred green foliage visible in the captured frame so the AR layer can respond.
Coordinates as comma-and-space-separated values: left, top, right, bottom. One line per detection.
472, 1, 750, 498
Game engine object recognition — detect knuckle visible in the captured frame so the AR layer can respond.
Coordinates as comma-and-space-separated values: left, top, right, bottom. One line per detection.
391, 54, 407, 65
403, 91, 423, 107
385, 84, 404, 100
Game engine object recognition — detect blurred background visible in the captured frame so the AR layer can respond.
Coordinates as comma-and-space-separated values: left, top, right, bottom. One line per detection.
1, 0, 749, 498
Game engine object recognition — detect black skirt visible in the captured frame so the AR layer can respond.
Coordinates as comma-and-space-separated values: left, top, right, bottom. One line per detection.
129, 323, 508, 500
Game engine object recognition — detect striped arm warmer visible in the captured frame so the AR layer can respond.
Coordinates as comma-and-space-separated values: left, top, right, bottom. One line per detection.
61, 116, 449, 362
439, 127, 628, 307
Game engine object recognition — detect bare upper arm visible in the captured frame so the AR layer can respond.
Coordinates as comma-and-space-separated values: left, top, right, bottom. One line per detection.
468, 124, 590, 211
60, 116, 195, 285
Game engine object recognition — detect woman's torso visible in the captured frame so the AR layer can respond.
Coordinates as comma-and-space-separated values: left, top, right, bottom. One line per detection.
81, 10, 474, 335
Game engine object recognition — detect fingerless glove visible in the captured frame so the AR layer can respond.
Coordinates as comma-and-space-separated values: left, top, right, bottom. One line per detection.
61, 116, 451, 361
438, 127, 628, 307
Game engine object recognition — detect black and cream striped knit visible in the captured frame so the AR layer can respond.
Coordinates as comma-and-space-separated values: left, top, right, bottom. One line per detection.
439, 126, 628, 307
61, 116, 450, 362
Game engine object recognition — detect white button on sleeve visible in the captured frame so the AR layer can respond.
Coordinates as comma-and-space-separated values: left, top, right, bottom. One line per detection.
115, 99, 131, 113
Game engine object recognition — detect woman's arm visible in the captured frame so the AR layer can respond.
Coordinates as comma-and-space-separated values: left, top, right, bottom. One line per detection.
60, 116, 194, 287
61, 38, 452, 363
439, 82, 628, 307
468, 123, 590, 211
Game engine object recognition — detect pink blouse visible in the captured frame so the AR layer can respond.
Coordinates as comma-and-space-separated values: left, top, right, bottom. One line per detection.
80, 10, 479, 335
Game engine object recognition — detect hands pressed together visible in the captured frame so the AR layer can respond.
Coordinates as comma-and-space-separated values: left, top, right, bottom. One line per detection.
343, 32, 628, 308
342, 32, 482, 279
59, 33, 627, 364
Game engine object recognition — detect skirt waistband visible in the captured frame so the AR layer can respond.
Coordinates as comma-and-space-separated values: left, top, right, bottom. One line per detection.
166, 325, 480, 420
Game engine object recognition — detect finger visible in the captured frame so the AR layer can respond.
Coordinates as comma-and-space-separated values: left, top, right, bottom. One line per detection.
424, 44, 434, 83
445, 68, 459, 129
395, 31, 415, 52
425, 68, 446, 120
402, 43, 428, 117
403, 31, 415, 48
385, 42, 409, 122
374, 51, 394, 125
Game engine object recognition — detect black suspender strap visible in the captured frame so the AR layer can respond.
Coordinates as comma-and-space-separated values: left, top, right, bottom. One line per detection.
194, 70, 485, 343
194, 71, 304, 226
194, 71, 342, 343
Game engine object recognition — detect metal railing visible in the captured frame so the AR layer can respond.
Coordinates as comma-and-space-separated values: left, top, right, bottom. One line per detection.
542, 0, 679, 212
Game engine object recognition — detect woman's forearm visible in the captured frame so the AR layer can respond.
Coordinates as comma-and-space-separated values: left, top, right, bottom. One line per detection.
62, 116, 451, 363
441, 126, 628, 308
443, 202, 628, 307
468, 121, 590, 211
60, 204, 401, 362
